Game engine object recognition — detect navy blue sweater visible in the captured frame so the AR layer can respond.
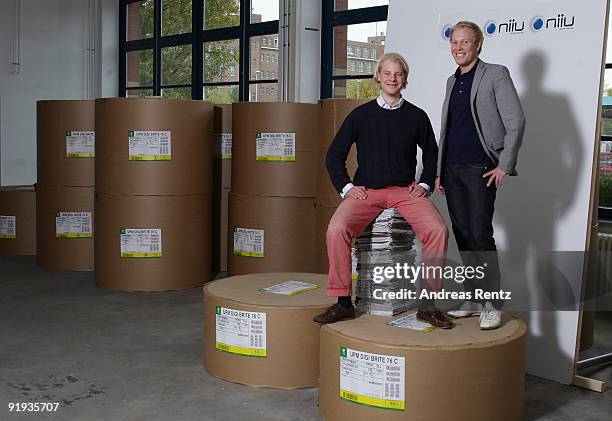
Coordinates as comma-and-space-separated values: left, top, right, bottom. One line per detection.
326, 99, 438, 193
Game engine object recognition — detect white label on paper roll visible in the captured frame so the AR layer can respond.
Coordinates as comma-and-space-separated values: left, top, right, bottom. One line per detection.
233, 228, 264, 258
259, 281, 320, 296
55, 212, 93, 238
339, 347, 405, 410
255, 132, 295, 161
0, 215, 16, 239
214, 133, 232, 159
387, 313, 436, 332
128, 131, 171, 161
120, 228, 162, 257
65, 131, 95, 158
215, 306, 267, 357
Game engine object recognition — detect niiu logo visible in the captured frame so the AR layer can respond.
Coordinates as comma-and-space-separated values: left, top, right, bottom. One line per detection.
442, 25, 452, 40
533, 13, 575, 31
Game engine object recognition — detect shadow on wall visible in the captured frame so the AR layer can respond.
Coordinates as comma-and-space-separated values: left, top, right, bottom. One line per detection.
496, 50, 584, 386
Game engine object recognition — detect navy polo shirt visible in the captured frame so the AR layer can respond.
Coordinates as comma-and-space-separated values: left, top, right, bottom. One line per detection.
445, 62, 488, 164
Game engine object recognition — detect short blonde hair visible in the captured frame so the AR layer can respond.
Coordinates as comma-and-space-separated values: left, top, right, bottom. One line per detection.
450, 21, 483, 53
373, 52, 409, 89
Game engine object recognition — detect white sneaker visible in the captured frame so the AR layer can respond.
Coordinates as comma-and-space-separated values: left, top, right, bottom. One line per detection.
479, 302, 502, 330
447, 301, 482, 318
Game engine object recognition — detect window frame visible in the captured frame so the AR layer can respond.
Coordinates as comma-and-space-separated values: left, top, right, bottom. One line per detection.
320, 0, 388, 98
119, 0, 279, 102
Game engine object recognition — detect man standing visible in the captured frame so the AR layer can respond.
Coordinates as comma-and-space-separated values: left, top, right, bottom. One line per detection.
314, 53, 452, 328
436, 21, 526, 329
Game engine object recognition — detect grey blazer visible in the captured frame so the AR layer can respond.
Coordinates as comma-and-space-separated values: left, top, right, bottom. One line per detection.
437, 59, 526, 178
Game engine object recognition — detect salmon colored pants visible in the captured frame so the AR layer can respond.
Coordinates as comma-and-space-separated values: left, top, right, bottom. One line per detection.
326, 186, 448, 296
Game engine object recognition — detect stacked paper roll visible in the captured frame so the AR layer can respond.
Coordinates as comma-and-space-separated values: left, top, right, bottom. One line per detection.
94, 98, 213, 291
213, 105, 232, 272
36, 100, 95, 271
0, 186, 36, 256
228, 102, 319, 275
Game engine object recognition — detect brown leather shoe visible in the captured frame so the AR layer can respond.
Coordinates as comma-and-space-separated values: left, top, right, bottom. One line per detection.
416, 309, 454, 329
314, 303, 356, 324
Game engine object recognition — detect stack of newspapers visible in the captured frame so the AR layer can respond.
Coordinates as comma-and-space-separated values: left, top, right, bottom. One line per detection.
354, 208, 421, 316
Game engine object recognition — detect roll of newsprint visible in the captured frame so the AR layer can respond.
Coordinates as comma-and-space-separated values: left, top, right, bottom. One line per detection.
37, 100, 95, 187
95, 192, 211, 291
0, 186, 36, 256
213, 188, 230, 272
231, 102, 319, 197
36, 185, 94, 271
95, 98, 213, 195
227, 192, 316, 275
317, 99, 367, 207
319, 313, 526, 420
213, 104, 232, 190
203, 273, 335, 388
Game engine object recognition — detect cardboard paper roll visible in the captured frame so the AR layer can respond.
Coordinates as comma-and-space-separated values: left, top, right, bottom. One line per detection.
232, 102, 318, 197
36, 185, 94, 271
320, 314, 526, 420
213, 105, 232, 190
0, 186, 36, 256
212, 188, 230, 272
317, 99, 367, 207
228, 192, 316, 275
95, 192, 211, 291
203, 273, 335, 388
37, 100, 95, 187
95, 98, 213, 195
314, 202, 338, 274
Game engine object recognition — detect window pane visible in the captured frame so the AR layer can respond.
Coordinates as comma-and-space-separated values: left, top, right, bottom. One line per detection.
162, 0, 192, 36
204, 40, 240, 83
334, 22, 386, 76
204, 0, 240, 29
251, 0, 278, 23
127, 49, 154, 87
127, 1, 154, 40
250, 35, 279, 81
335, 0, 389, 11
126, 88, 154, 98
204, 85, 239, 104
333, 78, 378, 99
599, 70, 612, 207
249, 82, 278, 102
162, 87, 192, 99
162, 45, 192, 85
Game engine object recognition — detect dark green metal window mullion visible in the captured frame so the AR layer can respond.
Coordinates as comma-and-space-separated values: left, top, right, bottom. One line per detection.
153, 0, 162, 96
238, 0, 250, 101
192, 0, 204, 99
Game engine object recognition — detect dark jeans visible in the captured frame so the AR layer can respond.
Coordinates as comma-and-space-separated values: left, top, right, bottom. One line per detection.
444, 162, 502, 309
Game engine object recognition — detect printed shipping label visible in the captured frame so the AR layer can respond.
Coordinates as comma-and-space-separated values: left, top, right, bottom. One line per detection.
128, 131, 171, 161
339, 347, 405, 411
120, 228, 162, 257
255, 132, 295, 161
55, 212, 93, 238
215, 306, 266, 357
259, 281, 320, 296
0, 215, 16, 239
233, 228, 264, 258
65, 131, 95, 158
387, 313, 436, 332
214, 133, 232, 159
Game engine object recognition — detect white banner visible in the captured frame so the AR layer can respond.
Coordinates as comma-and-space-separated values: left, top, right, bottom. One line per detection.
387, 0, 608, 384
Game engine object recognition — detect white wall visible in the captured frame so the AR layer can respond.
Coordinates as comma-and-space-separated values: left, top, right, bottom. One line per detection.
0, 0, 118, 186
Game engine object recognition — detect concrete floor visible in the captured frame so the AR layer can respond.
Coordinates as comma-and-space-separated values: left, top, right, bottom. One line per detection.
1, 256, 611, 421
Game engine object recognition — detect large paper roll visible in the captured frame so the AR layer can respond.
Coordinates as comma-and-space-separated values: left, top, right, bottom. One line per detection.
95, 98, 213, 195
37, 100, 95, 187
0, 186, 36, 256
94, 192, 211, 291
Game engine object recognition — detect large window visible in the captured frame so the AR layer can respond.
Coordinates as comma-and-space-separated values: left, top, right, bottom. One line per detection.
321, 0, 388, 99
120, 0, 279, 102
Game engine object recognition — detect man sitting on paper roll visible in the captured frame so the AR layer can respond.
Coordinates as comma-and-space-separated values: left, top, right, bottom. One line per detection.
314, 53, 452, 328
